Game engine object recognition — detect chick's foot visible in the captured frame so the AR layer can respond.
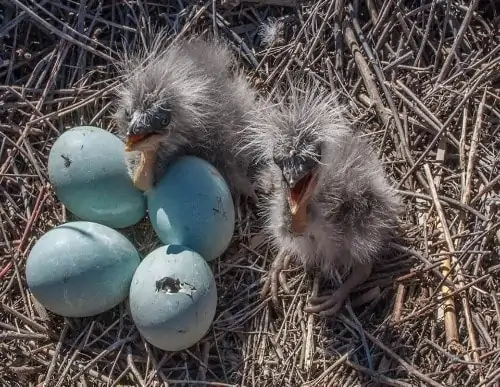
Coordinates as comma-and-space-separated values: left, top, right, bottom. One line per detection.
304, 262, 373, 316
260, 251, 292, 307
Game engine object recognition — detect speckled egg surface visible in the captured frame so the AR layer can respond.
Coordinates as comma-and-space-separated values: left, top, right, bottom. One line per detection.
147, 156, 235, 262
48, 126, 146, 229
129, 245, 217, 351
26, 221, 141, 318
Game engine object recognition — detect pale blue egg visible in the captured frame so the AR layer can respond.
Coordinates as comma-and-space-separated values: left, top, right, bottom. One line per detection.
48, 126, 146, 229
26, 221, 141, 317
129, 245, 217, 351
147, 156, 235, 262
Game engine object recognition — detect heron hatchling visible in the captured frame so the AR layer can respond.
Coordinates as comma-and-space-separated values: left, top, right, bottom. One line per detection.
245, 83, 402, 316
113, 33, 258, 201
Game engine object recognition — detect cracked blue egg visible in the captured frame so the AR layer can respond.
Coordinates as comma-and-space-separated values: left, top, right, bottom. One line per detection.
26, 221, 141, 318
129, 245, 218, 351
147, 156, 235, 262
48, 126, 146, 229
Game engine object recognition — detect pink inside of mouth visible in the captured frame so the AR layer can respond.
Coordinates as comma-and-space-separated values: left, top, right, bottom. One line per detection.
289, 173, 313, 208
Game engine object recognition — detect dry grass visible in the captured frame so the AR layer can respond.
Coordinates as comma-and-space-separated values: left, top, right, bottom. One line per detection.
1, 0, 499, 386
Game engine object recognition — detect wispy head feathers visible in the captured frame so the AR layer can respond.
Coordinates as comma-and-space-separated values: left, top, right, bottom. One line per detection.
113, 33, 237, 137
239, 80, 351, 165
112, 31, 259, 198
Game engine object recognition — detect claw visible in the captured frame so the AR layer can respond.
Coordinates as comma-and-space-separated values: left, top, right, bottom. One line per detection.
260, 251, 292, 308
304, 261, 373, 317
304, 287, 350, 316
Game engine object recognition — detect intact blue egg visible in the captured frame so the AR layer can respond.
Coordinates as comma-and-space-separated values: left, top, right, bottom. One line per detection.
26, 221, 141, 318
147, 156, 235, 262
129, 245, 217, 351
48, 126, 146, 229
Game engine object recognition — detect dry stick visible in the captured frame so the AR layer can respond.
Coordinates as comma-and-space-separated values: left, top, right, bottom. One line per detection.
471, 174, 500, 204
265, 0, 324, 88
347, 6, 411, 158
343, 300, 373, 371
396, 189, 487, 221
109, 366, 131, 387
459, 101, 470, 220
344, 360, 413, 387
0, 82, 116, 179
10, 0, 113, 61
303, 275, 318, 370
455, 90, 488, 368
482, 370, 500, 387
43, 323, 69, 386
394, 80, 450, 134
358, 93, 458, 147
365, 0, 379, 24
369, 0, 395, 38
6, 87, 60, 138
300, 0, 336, 70
433, 137, 447, 188
392, 284, 406, 322
69, 337, 134, 382
435, 0, 481, 85
413, 0, 438, 67
343, 25, 389, 127
304, 352, 350, 386
463, 89, 486, 205
379, 267, 496, 327
396, 71, 488, 188
432, 134, 470, 379
0, 186, 47, 283
339, 316, 443, 387
333, 0, 346, 72
26, 81, 118, 126
345, 8, 429, 190
0, 332, 48, 340
127, 346, 146, 387
54, 324, 95, 387
160, 381, 235, 386
185, 347, 223, 382
46, 2, 136, 33
12, 344, 111, 384
423, 164, 460, 352
28, 0, 115, 56
0, 0, 50, 37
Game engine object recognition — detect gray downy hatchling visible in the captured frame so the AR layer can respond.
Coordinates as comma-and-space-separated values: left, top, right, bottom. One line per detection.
113, 32, 258, 202
244, 82, 402, 316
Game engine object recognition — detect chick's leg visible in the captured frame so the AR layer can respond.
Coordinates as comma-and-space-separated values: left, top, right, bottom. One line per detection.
260, 250, 292, 306
304, 261, 372, 316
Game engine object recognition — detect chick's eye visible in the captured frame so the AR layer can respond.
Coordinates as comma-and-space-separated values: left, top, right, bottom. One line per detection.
304, 157, 316, 170
315, 143, 322, 158
158, 106, 171, 127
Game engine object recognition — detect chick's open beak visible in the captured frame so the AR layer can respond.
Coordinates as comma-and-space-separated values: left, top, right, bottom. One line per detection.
125, 134, 149, 150
124, 112, 163, 151
285, 169, 319, 215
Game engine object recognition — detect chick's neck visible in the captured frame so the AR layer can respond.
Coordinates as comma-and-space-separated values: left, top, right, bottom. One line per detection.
133, 150, 157, 191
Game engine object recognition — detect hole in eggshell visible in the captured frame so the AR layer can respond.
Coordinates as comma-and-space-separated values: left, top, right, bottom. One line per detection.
155, 276, 197, 298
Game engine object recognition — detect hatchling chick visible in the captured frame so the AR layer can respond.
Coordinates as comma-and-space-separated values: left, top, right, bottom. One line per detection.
247, 84, 402, 316
113, 33, 257, 201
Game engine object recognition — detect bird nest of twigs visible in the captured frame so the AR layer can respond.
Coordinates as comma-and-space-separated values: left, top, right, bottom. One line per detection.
1, 1, 499, 386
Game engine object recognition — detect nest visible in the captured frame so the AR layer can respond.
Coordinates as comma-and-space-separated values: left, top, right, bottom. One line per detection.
1, 0, 499, 386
